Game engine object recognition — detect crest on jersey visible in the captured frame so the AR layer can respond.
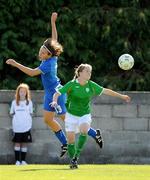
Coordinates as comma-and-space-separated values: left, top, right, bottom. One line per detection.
85, 88, 90, 92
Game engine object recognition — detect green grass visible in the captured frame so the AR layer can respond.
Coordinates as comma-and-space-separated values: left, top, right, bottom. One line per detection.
1, 164, 150, 180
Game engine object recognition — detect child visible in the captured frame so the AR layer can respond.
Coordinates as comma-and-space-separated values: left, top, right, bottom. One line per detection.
10, 83, 33, 165
51, 63, 131, 169
6, 12, 67, 157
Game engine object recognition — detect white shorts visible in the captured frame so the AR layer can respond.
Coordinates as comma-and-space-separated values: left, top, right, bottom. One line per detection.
65, 112, 92, 133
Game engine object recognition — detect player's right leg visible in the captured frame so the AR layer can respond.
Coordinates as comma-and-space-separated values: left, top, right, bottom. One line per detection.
66, 132, 78, 169
65, 113, 79, 169
70, 157, 78, 169
13, 143, 21, 165
43, 93, 67, 157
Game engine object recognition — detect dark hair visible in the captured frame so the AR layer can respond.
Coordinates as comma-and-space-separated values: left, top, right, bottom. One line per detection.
43, 38, 63, 56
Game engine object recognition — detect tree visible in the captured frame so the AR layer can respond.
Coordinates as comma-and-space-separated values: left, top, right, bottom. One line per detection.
1, 0, 150, 90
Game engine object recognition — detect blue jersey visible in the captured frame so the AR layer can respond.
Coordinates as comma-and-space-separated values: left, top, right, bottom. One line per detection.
38, 57, 60, 91
38, 56, 66, 114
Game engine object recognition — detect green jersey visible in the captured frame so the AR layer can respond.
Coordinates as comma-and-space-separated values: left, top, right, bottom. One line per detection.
58, 80, 104, 117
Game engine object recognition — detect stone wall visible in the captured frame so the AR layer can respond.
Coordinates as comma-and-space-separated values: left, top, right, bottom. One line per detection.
0, 90, 150, 164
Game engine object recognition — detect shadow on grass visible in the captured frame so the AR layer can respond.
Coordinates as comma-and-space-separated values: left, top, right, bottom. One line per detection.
19, 168, 72, 171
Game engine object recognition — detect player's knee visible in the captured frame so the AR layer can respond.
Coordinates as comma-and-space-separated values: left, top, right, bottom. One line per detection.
44, 118, 52, 125
80, 130, 87, 135
80, 126, 89, 134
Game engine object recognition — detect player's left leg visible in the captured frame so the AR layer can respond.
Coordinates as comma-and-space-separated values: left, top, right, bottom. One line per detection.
56, 93, 68, 157
20, 143, 28, 165
20, 131, 32, 165
54, 114, 68, 157
87, 128, 103, 148
77, 114, 103, 148
43, 110, 67, 157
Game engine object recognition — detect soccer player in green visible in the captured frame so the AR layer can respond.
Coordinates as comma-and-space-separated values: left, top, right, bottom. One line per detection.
51, 63, 131, 169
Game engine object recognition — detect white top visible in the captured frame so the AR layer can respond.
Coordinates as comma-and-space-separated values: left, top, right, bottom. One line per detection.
10, 100, 33, 133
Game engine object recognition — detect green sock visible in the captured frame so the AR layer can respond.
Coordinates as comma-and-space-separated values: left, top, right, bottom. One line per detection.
75, 134, 87, 158
68, 144, 75, 159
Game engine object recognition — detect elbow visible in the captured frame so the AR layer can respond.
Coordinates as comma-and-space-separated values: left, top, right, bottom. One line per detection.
29, 72, 37, 77
103, 88, 111, 95
24, 72, 35, 77
56, 92, 61, 97
30, 74, 35, 77
29, 69, 40, 77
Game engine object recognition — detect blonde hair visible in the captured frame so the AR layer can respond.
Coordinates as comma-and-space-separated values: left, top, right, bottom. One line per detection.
15, 83, 31, 106
43, 38, 63, 56
73, 64, 92, 80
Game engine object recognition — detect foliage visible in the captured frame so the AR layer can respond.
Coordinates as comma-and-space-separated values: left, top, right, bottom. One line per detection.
0, 0, 150, 90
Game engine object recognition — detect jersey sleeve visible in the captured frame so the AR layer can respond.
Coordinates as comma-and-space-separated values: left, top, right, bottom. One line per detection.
89, 81, 104, 95
38, 57, 58, 74
10, 100, 15, 115
38, 60, 51, 74
58, 81, 74, 94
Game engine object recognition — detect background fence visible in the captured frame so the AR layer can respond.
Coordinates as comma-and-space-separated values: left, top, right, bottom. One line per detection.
0, 90, 150, 164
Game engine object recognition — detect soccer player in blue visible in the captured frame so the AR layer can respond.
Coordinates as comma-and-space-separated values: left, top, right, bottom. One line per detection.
6, 12, 67, 157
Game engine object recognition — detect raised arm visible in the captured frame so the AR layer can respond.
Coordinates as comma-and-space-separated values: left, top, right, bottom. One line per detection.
6, 59, 41, 77
51, 12, 58, 41
103, 88, 131, 102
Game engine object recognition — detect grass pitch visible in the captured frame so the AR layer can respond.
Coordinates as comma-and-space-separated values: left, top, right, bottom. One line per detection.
1, 164, 150, 180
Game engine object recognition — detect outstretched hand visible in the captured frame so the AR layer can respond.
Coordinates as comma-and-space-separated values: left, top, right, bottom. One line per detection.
51, 12, 58, 23
122, 95, 131, 103
6, 59, 17, 67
